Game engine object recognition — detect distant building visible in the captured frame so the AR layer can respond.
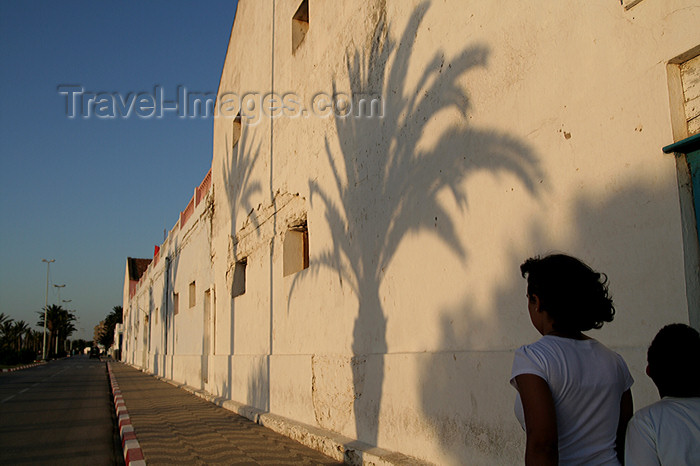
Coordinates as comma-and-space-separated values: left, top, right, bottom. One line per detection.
92, 320, 104, 344
123, 1, 700, 463
112, 322, 123, 360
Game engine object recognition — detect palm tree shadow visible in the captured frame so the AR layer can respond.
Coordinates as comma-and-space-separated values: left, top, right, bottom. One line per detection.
222, 123, 263, 238
153, 118, 261, 389
301, 1, 545, 447
220, 116, 263, 404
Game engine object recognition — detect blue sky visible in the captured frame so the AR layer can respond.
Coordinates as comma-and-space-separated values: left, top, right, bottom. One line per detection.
0, 1, 237, 340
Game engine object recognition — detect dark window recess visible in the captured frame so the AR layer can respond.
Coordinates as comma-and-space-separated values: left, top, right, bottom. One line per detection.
292, 0, 309, 54
232, 113, 241, 150
189, 281, 196, 308
232, 259, 247, 298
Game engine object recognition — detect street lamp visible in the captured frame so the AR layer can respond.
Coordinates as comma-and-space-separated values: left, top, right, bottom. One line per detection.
59, 298, 73, 353
42, 259, 55, 360
52, 284, 66, 355
54, 284, 65, 304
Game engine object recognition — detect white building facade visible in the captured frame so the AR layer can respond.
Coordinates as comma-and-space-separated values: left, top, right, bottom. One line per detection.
123, 1, 700, 464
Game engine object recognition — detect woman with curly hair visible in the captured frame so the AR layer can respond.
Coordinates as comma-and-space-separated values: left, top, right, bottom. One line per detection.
510, 254, 634, 465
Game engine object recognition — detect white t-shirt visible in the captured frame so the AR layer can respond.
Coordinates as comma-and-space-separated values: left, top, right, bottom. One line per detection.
625, 397, 700, 466
510, 335, 634, 465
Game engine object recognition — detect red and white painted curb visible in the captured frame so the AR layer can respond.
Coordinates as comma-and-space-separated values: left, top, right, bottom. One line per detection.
107, 363, 146, 466
1, 361, 46, 372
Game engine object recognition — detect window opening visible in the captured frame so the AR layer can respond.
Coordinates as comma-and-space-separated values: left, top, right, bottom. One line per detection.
189, 281, 196, 308
232, 258, 247, 297
283, 222, 309, 276
665, 47, 700, 329
292, 0, 309, 54
232, 113, 241, 150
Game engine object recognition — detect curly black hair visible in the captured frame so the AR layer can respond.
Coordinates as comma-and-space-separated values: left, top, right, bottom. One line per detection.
520, 254, 615, 333
647, 323, 700, 397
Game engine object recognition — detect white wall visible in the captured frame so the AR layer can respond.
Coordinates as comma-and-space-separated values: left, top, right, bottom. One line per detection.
125, 0, 700, 463
124, 190, 214, 387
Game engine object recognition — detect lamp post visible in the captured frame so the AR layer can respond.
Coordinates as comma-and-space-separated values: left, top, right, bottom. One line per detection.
64, 307, 74, 355
53, 285, 66, 354
60, 297, 72, 354
41, 259, 55, 360
54, 284, 65, 304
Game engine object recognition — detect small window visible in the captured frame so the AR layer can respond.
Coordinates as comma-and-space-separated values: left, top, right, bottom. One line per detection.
232, 113, 241, 150
283, 222, 309, 277
173, 293, 179, 315
189, 281, 196, 308
292, 0, 309, 54
232, 258, 247, 298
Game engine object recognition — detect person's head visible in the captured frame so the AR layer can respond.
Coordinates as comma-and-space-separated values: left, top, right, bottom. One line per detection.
520, 254, 615, 334
646, 323, 700, 398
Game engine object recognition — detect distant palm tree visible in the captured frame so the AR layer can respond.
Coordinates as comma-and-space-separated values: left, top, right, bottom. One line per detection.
12, 320, 29, 352
37, 305, 76, 357
97, 306, 122, 349
26, 329, 41, 352
0, 319, 14, 349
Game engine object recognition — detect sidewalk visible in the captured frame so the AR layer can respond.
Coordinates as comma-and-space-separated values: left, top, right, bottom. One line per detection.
108, 362, 342, 465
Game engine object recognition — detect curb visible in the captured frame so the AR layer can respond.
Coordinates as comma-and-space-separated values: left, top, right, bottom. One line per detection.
107, 362, 146, 466
124, 363, 430, 466
0, 361, 46, 373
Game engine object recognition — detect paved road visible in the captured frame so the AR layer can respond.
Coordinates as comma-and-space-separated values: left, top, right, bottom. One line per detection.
0, 355, 123, 465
